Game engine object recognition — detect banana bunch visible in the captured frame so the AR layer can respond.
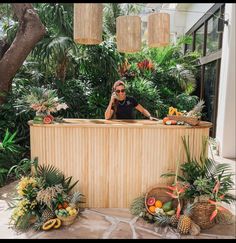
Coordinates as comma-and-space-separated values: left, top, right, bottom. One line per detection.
168, 107, 182, 116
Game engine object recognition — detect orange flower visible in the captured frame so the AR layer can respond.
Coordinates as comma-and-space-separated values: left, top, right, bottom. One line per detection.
212, 180, 220, 194
137, 59, 154, 71
176, 202, 181, 219
210, 209, 218, 221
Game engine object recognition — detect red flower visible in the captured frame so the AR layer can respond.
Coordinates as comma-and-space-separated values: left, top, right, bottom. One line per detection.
137, 59, 154, 71
176, 202, 181, 219
166, 191, 178, 198
213, 180, 220, 194
208, 199, 217, 205
43, 115, 53, 124
210, 209, 218, 221
219, 194, 225, 199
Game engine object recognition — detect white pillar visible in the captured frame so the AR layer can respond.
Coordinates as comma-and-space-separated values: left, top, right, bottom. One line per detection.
216, 4, 236, 159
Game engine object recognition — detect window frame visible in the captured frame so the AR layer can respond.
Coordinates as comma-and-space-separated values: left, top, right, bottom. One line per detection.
184, 3, 225, 137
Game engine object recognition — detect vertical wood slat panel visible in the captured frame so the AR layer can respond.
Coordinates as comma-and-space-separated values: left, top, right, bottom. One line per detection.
30, 124, 210, 208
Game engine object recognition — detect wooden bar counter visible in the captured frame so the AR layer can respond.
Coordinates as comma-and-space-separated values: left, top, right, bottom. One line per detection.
29, 119, 212, 208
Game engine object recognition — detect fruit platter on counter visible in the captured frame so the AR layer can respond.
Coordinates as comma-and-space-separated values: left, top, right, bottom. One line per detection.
162, 100, 205, 126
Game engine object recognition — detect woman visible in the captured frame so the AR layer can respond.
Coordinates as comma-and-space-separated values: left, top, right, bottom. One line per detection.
105, 80, 158, 120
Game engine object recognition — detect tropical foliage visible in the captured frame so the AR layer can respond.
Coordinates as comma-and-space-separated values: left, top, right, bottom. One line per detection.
161, 136, 236, 204
9, 158, 84, 231
0, 3, 202, 185
0, 129, 22, 186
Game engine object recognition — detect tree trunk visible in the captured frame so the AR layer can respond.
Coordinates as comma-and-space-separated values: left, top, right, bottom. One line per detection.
0, 3, 46, 105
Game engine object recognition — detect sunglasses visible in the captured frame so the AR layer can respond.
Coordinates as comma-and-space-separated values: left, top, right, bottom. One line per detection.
115, 89, 126, 94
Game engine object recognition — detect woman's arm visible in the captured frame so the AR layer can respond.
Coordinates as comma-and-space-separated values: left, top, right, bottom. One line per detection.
135, 104, 158, 120
105, 95, 115, 120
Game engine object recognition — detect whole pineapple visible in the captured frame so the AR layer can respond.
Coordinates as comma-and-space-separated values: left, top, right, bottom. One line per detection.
41, 207, 55, 223
177, 203, 193, 234
154, 214, 171, 227
170, 214, 179, 228
69, 191, 85, 209
186, 100, 205, 117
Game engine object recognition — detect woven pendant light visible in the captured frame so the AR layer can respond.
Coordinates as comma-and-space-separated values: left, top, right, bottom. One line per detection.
116, 16, 141, 53
148, 13, 170, 48
73, 4, 103, 45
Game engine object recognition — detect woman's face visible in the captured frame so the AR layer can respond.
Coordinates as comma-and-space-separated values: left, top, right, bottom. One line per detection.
115, 85, 126, 100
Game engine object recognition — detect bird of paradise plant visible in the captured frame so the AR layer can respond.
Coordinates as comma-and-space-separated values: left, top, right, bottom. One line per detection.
208, 180, 230, 222
166, 182, 189, 219
165, 148, 189, 219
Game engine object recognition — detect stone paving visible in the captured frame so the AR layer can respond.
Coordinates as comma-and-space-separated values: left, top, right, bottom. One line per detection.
0, 181, 235, 239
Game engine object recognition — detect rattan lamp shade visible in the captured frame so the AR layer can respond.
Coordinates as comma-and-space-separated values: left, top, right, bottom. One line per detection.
73, 4, 103, 45
148, 13, 170, 48
116, 16, 141, 53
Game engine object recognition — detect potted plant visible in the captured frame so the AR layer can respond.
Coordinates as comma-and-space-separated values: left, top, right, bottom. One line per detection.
161, 136, 235, 229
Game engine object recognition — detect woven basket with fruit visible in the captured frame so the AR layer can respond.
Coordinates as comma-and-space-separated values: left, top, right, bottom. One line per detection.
56, 207, 78, 226
164, 100, 205, 126
145, 185, 181, 217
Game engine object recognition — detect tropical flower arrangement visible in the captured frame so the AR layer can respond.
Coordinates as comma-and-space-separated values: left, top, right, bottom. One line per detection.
20, 87, 68, 124
137, 59, 154, 71
130, 136, 235, 236
9, 158, 85, 232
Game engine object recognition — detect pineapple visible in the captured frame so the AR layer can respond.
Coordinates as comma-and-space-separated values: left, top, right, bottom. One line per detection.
186, 100, 205, 117
154, 214, 171, 227
170, 214, 179, 228
69, 191, 85, 209
177, 203, 194, 234
41, 208, 55, 223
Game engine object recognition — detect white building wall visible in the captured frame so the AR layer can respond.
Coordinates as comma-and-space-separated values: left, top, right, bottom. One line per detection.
184, 3, 214, 32
216, 3, 236, 159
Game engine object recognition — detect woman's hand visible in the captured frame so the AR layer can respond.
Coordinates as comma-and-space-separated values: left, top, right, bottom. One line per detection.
110, 92, 117, 103
149, 116, 159, 121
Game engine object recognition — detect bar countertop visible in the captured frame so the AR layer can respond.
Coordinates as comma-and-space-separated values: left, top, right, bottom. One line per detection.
29, 118, 212, 128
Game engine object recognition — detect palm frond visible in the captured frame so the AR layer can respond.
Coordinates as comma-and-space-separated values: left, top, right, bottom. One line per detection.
36, 164, 64, 187
62, 175, 79, 193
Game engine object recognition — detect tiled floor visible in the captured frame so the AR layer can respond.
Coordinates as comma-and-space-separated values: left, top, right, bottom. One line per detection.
0, 181, 235, 239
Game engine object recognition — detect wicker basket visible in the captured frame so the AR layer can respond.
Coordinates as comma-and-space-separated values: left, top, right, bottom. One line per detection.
145, 185, 180, 215
191, 202, 215, 229
167, 115, 200, 126
56, 211, 78, 226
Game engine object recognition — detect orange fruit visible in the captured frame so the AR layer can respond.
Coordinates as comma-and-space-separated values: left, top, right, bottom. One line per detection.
148, 206, 156, 213
163, 117, 170, 124
155, 200, 163, 208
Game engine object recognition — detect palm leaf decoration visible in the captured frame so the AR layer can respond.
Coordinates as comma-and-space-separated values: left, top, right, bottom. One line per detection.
36, 164, 64, 188
32, 157, 79, 192
62, 175, 79, 194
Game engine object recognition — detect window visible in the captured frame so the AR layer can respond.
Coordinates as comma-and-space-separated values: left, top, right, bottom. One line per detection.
184, 3, 225, 137
195, 25, 205, 56
206, 10, 221, 55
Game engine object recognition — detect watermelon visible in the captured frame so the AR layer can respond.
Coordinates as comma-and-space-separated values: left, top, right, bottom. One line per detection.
33, 116, 44, 124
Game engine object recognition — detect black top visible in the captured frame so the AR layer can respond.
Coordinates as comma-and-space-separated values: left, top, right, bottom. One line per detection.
111, 96, 139, 119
